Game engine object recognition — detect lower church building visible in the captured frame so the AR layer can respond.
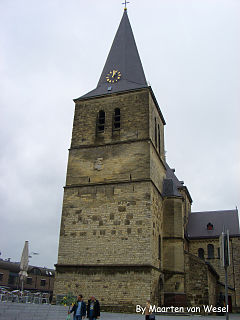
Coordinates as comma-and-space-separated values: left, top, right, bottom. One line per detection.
54, 8, 240, 312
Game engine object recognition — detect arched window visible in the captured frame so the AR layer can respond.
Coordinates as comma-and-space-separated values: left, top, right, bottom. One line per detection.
29, 267, 42, 276
97, 110, 105, 133
154, 118, 157, 146
158, 235, 161, 260
113, 108, 120, 130
158, 124, 160, 154
207, 244, 214, 259
198, 248, 204, 259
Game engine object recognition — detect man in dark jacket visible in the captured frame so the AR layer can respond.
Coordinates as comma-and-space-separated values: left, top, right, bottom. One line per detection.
87, 296, 100, 320
69, 294, 86, 320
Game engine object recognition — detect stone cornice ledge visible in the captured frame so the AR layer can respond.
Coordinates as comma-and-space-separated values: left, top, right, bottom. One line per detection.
55, 263, 161, 272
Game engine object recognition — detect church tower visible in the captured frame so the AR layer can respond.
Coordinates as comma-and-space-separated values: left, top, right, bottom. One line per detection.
54, 9, 189, 310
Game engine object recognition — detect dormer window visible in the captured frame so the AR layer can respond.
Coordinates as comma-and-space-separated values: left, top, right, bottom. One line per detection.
29, 267, 41, 276
207, 223, 213, 230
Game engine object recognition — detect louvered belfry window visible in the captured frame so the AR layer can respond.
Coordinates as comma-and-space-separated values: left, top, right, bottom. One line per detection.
97, 110, 105, 133
113, 108, 120, 130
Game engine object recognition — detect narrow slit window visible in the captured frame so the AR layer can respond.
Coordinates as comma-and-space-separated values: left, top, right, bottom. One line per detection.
198, 248, 204, 259
158, 124, 160, 154
158, 235, 161, 260
155, 118, 157, 146
97, 110, 105, 133
113, 108, 120, 130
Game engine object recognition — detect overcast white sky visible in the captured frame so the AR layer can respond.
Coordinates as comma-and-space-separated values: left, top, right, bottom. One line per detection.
0, 0, 239, 268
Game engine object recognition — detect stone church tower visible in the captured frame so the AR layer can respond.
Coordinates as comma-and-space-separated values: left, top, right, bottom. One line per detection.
54, 9, 189, 309
54, 9, 240, 311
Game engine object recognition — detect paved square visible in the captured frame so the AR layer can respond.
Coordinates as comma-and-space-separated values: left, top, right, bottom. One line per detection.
101, 313, 240, 320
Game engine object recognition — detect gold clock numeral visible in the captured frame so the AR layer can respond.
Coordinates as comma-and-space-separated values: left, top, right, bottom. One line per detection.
106, 69, 122, 83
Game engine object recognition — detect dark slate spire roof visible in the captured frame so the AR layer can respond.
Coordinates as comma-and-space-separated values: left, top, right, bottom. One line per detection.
77, 10, 148, 100
187, 209, 240, 239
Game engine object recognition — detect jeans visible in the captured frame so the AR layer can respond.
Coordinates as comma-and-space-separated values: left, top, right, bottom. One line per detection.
75, 316, 82, 320
89, 318, 96, 320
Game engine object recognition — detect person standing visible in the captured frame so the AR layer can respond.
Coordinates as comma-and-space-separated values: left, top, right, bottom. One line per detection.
145, 300, 155, 320
69, 294, 86, 320
87, 296, 100, 320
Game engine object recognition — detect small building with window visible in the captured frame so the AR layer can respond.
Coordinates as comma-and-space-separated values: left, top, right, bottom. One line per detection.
0, 260, 55, 294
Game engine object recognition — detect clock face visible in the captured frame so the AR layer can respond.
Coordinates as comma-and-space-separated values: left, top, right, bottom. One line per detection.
106, 70, 121, 83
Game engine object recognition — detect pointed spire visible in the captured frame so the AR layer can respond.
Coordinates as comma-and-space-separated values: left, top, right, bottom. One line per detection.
78, 10, 147, 100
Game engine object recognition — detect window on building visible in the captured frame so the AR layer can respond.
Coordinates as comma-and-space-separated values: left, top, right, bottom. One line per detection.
97, 110, 105, 133
0, 273, 3, 281
8, 274, 17, 285
29, 268, 41, 276
158, 124, 160, 154
207, 223, 213, 230
40, 279, 46, 287
207, 244, 214, 259
26, 277, 32, 285
217, 247, 220, 259
113, 108, 120, 130
154, 118, 157, 146
198, 248, 204, 259
158, 235, 161, 260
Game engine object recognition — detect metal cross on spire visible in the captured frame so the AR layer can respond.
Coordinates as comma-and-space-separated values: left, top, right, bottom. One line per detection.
122, 0, 130, 10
